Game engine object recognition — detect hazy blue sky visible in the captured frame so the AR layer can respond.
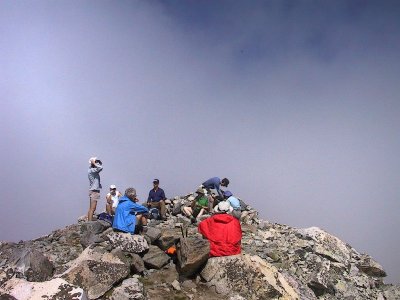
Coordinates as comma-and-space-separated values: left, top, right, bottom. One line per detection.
1, 0, 399, 283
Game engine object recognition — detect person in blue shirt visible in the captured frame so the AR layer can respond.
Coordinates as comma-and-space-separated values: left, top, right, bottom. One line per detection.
113, 187, 148, 234
145, 179, 167, 220
201, 177, 229, 209
223, 190, 242, 220
202, 177, 229, 198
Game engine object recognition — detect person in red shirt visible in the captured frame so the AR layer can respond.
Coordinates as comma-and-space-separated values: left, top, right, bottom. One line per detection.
198, 201, 242, 257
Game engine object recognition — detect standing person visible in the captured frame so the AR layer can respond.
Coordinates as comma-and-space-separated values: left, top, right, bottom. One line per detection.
201, 177, 229, 209
145, 179, 167, 220
106, 184, 122, 215
88, 157, 103, 221
113, 187, 148, 234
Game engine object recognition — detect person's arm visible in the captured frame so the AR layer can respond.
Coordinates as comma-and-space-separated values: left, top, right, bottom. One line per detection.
216, 184, 223, 197
89, 164, 103, 173
161, 189, 166, 200
106, 194, 112, 205
133, 203, 149, 214
118, 192, 122, 197
147, 191, 152, 203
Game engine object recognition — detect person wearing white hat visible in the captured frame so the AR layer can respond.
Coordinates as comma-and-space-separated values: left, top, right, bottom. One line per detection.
87, 157, 103, 221
198, 200, 242, 257
106, 184, 122, 215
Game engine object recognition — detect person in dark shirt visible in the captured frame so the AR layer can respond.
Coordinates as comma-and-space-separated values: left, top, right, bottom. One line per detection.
201, 177, 229, 210
145, 179, 167, 220
201, 177, 229, 198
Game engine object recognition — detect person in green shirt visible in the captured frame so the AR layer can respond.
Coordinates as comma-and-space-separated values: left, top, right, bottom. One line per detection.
182, 187, 209, 223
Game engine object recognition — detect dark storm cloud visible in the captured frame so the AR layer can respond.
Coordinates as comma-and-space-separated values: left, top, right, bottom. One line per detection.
1, 0, 399, 283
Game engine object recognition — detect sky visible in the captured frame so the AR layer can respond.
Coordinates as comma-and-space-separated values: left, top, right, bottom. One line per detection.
1, 0, 399, 283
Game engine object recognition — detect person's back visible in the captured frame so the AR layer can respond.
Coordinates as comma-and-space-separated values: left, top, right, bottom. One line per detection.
202, 177, 220, 190
198, 202, 242, 257
113, 188, 148, 234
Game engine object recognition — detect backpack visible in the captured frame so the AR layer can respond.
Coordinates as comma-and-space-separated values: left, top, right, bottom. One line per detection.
149, 208, 160, 220
98, 212, 113, 224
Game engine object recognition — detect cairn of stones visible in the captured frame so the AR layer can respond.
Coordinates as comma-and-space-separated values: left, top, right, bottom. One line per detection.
1, 193, 399, 299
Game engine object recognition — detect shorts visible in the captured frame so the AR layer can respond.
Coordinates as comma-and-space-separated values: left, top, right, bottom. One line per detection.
89, 190, 100, 205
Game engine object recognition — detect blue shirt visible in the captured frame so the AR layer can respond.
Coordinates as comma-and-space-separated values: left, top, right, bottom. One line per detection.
148, 188, 166, 202
227, 196, 241, 210
202, 177, 222, 197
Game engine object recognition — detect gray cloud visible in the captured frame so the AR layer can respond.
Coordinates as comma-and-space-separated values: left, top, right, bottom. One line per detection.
1, 0, 399, 283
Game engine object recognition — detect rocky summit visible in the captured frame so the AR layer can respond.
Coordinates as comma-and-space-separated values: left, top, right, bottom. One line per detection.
0, 194, 399, 300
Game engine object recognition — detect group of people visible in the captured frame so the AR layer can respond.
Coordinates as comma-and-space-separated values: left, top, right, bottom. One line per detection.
181, 177, 243, 224
87, 157, 243, 257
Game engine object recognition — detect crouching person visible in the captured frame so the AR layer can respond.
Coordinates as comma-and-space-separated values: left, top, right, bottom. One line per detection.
113, 187, 148, 234
198, 201, 242, 257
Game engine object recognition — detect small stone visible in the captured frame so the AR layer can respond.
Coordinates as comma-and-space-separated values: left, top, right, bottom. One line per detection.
171, 279, 181, 291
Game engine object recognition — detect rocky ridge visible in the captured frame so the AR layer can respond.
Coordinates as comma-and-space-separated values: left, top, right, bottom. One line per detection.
0, 194, 399, 300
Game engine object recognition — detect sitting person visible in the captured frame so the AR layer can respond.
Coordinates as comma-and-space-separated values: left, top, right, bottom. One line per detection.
106, 184, 122, 215
182, 187, 209, 223
198, 201, 242, 257
223, 190, 242, 220
144, 179, 167, 220
113, 187, 148, 234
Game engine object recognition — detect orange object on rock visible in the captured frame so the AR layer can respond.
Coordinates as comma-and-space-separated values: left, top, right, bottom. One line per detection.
166, 246, 176, 255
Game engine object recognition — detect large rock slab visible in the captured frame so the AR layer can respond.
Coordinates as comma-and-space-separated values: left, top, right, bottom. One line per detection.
357, 254, 387, 277
8, 248, 54, 282
200, 254, 317, 300
61, 246, 129, 299
106, 232, 149, 253
156, 228, 181, 250
144, 227, 162, 244
297, 227, 351, 265
110, 275, 145, 300
143, 246, 170, 269
110, 249, 145, 274
80, 221, 110, 248
0, 277, 87, 300
176, 236, 209, 277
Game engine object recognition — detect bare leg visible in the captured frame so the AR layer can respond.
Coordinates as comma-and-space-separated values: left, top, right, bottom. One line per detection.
196, 208, 205, 221
182, 206, 193, 217
88, 200, 97, 221
106, 203, 112, 215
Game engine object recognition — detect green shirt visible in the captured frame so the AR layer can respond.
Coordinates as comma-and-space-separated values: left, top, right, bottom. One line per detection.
196, 196, 208, 208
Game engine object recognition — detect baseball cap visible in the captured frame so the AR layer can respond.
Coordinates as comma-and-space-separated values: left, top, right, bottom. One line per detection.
153, 179, 159, 184
110, 184, 116, 189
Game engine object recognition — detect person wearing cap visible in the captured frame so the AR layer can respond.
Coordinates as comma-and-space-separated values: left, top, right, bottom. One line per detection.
88, 157, 103, 221
145, 179, 167, 220
201, 177, 229, 210
106, 185, 122, 215
198, 201, 242, 257
113, 187, 149, 234
223, 190, 242, 220
182, 187, 209, 223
